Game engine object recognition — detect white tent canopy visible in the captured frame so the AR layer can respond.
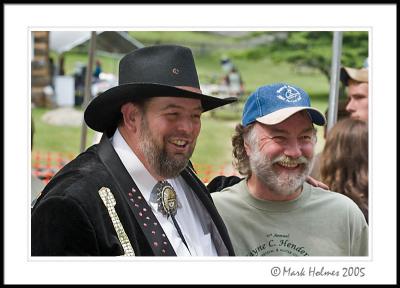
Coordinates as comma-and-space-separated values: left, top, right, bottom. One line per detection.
48, 31, 145, 152
49, 31, 144, 54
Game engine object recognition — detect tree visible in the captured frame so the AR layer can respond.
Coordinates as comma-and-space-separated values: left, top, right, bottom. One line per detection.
239, 31, 368, 82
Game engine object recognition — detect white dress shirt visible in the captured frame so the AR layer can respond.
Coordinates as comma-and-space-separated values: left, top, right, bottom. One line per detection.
111, 128, 218, 256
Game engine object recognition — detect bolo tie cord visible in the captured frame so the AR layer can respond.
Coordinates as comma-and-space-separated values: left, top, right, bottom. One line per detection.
171, 215, 191, 255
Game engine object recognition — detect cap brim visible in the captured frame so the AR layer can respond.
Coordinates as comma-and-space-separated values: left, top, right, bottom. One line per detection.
84, 83, 237, 134
341, 67, 368, 84
256, 107, 326, 126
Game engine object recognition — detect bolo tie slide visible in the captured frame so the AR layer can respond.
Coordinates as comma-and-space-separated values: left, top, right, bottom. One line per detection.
154, 180, 191, 255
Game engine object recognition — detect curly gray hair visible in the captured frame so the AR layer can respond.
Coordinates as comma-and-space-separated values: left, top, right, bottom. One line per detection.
232, 123, 256, 176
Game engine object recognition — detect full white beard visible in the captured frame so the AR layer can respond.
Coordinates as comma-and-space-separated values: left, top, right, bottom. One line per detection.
249, 149, 313, 197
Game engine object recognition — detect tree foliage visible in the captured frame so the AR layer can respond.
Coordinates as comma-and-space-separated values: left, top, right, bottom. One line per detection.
235, 31, 368, 81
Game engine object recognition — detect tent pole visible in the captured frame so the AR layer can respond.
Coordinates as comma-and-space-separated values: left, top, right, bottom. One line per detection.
327, 31, 343, 133
80, 31, 96, 153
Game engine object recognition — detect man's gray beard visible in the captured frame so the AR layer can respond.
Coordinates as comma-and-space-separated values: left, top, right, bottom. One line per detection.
138, 117, 193, 179
249, 148, 313, 197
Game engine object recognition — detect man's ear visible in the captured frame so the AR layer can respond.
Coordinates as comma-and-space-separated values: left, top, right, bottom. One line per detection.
120, 102, 140, 132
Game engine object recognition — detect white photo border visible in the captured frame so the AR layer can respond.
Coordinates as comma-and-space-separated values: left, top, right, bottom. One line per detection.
4, 4, 396, 284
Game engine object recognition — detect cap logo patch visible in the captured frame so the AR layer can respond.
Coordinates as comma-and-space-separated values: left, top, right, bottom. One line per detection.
276, 85, 301, 103
172, 68, 180, 75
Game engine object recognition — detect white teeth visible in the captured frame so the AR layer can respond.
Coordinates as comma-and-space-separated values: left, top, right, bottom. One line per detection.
278, 161, 298, 168
171, 140, 187, 146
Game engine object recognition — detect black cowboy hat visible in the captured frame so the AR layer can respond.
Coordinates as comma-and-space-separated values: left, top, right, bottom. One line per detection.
84, 45, 237, 136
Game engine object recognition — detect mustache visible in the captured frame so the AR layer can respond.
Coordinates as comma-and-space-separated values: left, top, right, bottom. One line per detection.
271, 155, 309, 165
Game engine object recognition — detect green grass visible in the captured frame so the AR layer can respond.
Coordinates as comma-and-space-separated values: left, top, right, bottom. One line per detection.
31, 106, 237, 177
191, 113, 237, 166
32, 107, 96, 155
194, 54, 330, 97
128, 31, 242, 46
60, 51, 331, 106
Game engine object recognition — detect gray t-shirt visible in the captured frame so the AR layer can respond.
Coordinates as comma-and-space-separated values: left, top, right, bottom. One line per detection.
212, 179, 368, 256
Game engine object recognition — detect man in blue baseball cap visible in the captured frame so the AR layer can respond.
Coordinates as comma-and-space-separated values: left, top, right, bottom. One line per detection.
211, 83, 368, 256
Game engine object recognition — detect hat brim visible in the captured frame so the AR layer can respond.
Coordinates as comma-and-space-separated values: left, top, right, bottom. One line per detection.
256, 107, 326, 126
84, 83, 237, 134
340, 67, 368, 85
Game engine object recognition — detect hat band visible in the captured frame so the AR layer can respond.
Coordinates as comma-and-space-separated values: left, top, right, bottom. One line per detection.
176, 86, 202, 94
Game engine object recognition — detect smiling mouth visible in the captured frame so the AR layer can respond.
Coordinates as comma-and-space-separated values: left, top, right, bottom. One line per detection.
275, 160, 304, 169
276, 162, 300, 169
169, 139, 189, 149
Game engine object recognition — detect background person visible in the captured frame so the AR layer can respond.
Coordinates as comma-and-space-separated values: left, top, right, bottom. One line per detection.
93, 59, 102, 81
320, 118, 369, 223
224, 66, 244, 99
212, 83, 368, 256
309, 100, 349, 180
340, 64, 368, 122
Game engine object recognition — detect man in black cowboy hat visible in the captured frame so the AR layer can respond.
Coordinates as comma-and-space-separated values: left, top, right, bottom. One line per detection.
31, 45, 236, 256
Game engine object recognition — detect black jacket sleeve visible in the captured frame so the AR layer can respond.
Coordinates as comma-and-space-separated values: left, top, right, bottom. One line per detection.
207, 175, 243, 193
32, 195, 101, 256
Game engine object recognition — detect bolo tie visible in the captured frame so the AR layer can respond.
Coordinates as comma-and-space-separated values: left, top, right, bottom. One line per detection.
151, 180, 191, 255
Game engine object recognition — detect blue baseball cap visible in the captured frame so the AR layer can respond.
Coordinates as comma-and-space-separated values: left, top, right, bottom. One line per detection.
242, 83, 326, 127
